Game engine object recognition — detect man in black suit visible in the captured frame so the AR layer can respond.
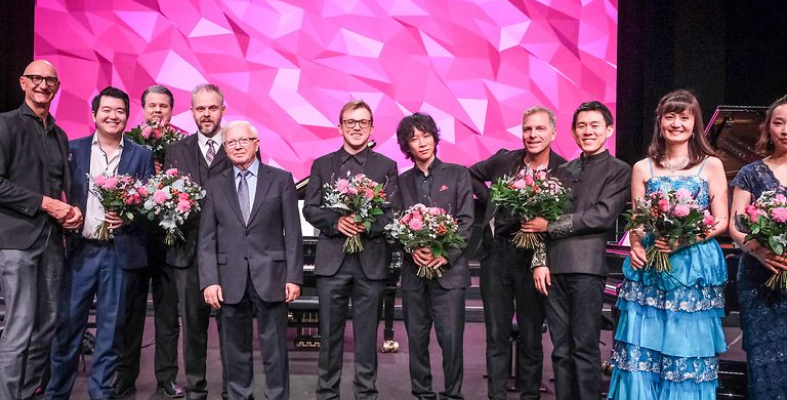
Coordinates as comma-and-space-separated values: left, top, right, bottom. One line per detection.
469, 106, 566, 400
47, 86, 156, 400
394, 113, 474, 400
113, 85, 184, 399
523, 101, 631, 400
199, 120, 303, 400
304, 100, 398, 400
0, 60, 83, 400
163, 83, 232, 400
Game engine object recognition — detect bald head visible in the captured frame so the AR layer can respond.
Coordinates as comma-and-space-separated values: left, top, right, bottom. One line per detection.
20, 60, 60, 114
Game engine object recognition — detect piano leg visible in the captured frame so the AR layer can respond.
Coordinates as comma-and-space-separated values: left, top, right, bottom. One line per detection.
380, 282, 399, 353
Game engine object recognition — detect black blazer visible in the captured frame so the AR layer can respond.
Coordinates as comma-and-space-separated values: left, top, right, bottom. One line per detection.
302, 148, 399, 280
0, 104, 72, 249
198, 162, 304, 304
396, 159, 474, 290
163, 133, 231, 267
67, 135, 155, 270
469, 148, 566, 260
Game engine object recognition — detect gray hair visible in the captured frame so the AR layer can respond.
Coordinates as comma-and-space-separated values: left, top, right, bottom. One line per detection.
523, 106, 557, 129
191, 83, 224, 106
223, 120, 259, 138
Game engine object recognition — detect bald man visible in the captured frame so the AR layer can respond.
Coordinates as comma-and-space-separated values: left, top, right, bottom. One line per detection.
0, 60, 83, 400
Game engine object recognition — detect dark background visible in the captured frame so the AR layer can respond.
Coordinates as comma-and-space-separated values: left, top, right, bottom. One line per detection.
2, 0, 786, 164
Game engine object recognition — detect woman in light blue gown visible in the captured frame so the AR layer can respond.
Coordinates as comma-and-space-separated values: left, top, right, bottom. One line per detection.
607, 90, 728, 400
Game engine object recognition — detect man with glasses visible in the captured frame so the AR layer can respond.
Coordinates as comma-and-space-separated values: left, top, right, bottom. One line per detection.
304, 100, 398, 400
164, 84, 231, 400
0, 60, 83, 400
199, 120, 303, 400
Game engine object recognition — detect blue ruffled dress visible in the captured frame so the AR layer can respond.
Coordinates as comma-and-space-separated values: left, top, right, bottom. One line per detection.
607, 166, 727, 400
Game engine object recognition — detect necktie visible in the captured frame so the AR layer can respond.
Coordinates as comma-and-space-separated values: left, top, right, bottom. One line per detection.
237, 170, 250, 224
206, 139, 216, 165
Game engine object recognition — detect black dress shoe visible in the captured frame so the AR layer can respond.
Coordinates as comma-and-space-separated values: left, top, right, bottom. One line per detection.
156, 381, 185, 398
109, 377, 136, 399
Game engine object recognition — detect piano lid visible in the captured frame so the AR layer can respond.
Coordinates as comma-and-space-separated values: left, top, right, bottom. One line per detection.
705, 105, 768, 179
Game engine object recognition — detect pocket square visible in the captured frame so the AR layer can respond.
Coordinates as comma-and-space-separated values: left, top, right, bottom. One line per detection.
439, 184, 449, 192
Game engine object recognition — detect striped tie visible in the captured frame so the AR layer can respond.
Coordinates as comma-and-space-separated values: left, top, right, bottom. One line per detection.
238, 170, 250, 224
206, 139, 216, 165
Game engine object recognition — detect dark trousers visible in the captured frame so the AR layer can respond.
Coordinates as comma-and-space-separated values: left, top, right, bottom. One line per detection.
116, 261, 180, 385
544, 273, 605, 400
480, 240, 545, 400
315, 255, 386, 400
0, 227, 63, 400
221, 271, 289, 400
172, 263, 213, 400
47, 241, 127, 400
401, 279, 465, 400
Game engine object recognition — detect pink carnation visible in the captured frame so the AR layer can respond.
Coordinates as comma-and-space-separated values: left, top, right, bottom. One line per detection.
672, 204, 691, 218
512, 179, 527, 189
401, 213, 412, 223
771, 207, 787, 223
137, 186, 149, 197
675, 188, 692, 200
703, 211, 716, 227
336, 179, 350, 194
658, 198, 670, 212
165, 168, 178, 176
347, 186, 358, 195
178, 192, 191, 201
355, 173, 364, 180
102, 177, 118, 189
364, 188, 374, 199
408, 217, 424, 231
153, 190, 168, 204
177, 199, 191, 213
776, 194, 787, 203
745, 204, 761, 221
429, 207, 441, 216
94, 174, 107, 187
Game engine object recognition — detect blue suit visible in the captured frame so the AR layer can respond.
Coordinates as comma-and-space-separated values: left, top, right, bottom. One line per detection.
47, 136, 155, 400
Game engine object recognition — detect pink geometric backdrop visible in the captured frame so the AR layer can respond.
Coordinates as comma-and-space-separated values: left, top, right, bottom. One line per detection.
35, 0, 618, 180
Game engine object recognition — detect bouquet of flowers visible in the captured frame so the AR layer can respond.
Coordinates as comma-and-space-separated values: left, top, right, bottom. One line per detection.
88, 173, 145, 241
126, 121, 186, 162
490, 168, 571, 249
323, 172, 388, 253
735, 190, 787, 290
625, 188, 716, 273
140, 168, 206, 247
386, 203, 466, 279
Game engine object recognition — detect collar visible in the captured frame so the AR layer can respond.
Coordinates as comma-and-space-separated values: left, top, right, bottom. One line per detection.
20, 102, 55, 126
340, 146, 369, 165
234, 158, 259, 177
415, 157, 441, 177
198, 130, 223, 148
91, 132, 125, 148
580, 149, 611, 167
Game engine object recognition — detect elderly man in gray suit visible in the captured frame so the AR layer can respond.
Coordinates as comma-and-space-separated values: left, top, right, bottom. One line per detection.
198, 120, 303, 400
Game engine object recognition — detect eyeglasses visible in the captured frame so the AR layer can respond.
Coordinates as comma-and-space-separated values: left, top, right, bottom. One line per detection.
225, 137, 258, 149
24, 74, 59, 86
193, 105, 222, 113
341, 119, 372, 129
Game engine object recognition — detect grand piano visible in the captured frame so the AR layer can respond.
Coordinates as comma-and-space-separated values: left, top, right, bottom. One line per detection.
604, 105, 768, 399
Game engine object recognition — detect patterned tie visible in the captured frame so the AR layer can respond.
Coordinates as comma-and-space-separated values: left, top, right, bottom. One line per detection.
206, 139, 216, 165
237, 170, 250, 224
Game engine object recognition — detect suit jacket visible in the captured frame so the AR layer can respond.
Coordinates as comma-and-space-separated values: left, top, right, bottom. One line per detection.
198, 162, 304, 304
546, 150, 631, 276
396, 159, 474, 290
67, 135, 155, 270
0, 104, 72, 249
302, 148, 399, 280
469, 148, 566, 260
163, 133, 231, 267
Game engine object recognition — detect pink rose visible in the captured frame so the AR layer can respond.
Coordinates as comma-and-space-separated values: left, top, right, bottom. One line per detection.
137, 186, 149, 197
408, 217, 423, 231
401, 213, 412, 223
347, 186, 358, 195
153, 190, 168, 204
429, 207, 441, 216
125, 194, 141, 205
178, 192, 190, 201
703, 211, 716, 227
672, 204, 690, 218
153, 129, 163, 139
177, 199, 191, 213
141, 125, 153, 139
512, 179, 527, 189
336, 179, 350, 194
94, 174, 107, 187
675, 188, 692, 200
355, 173, 364, 180
771, 207, 787, 223
776, 194, 787, 203
165, 168, 178, 176
745, 204, 761, 221
658, 198, 670, 212
364, 188, 374, 199
102, 177, 118, 189
524, 174, 535, 186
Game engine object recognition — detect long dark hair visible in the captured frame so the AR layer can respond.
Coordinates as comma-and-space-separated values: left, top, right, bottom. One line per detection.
647, 89, 715, 169
755, 94, 787, 155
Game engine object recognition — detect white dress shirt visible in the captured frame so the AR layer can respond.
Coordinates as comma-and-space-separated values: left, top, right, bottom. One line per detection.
82, 133, 124, 239
197, 131, 223, 164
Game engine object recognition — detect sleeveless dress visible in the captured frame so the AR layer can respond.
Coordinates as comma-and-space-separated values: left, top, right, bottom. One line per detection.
607, 160, 727, 400
731, 160, 787, 400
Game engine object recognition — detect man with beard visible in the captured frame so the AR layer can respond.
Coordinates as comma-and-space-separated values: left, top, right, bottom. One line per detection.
0, 60, 83, 400
163, 83, 231, 400
112, 85, 184, 399
47, 86, 155, 400
469, 106, 566, 400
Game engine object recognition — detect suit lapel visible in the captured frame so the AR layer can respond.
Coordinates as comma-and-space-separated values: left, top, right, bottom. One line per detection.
248, 163, 273, 224
403, 169, 418, 206
116, 138, 134, 175
190, 135, 207, 173
219, 168, 245, 226
209, 145, 228, 170
427, 163, 447, 203
76, 139, 93, 212
330, 150, 342, 181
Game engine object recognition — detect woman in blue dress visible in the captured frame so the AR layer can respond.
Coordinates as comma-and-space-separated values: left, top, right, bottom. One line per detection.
728, 94, 787, 400
608, 90, 728, 400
